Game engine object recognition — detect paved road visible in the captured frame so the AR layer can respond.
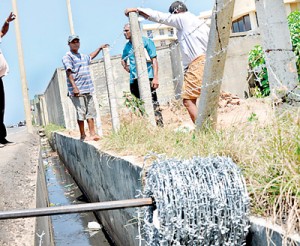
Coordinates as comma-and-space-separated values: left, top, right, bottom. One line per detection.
0, 127, 39, 246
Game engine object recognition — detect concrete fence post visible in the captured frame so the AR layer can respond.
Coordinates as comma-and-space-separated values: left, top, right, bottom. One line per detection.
102, 47, 120, 132
38, 95, 47, 126
128, 12, 156, 126
170, 41, 184, 100
57, 69, 77, 130
40, 95, 49, 126
196, 0, 235, 129
93, 94, 103, 136
255, 0, 300, 102
32, 96, 40, 126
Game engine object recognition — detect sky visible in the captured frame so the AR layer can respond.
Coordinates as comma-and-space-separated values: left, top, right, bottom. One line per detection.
1, 0, 213, 125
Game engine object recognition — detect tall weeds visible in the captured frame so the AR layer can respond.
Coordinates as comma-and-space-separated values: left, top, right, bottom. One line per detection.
102, 107, 300, 234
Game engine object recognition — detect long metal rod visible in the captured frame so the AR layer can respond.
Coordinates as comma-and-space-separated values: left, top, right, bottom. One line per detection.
0, 198, 153, 220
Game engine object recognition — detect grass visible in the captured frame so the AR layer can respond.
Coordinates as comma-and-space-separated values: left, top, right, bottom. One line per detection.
44, 104, 299, 235
102, 107, 300, 235
44, 124, 65, 139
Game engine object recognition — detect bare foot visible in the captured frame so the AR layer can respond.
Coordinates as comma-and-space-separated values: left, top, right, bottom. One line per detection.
90, 135, 100, 141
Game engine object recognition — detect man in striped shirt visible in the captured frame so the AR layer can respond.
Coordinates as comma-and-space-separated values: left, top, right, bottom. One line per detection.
62, 35, 108, 141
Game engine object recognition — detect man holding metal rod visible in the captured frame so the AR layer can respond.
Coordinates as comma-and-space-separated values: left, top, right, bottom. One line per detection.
62, 35, 108, 141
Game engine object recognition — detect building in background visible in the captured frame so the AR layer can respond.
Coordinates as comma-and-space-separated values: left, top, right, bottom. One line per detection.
142, 23, 177, 47
231, 0, 299, 34
225, 0, 300, 98
141, 0, 300, 46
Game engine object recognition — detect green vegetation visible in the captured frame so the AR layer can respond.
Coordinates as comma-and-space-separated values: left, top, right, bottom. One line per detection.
288, 10, 300, 80
248, 45, 269, 97
102, 107, 300, 233
247, 112, 258, 122
123, 91, 146, 116
248, 11, 300, 97
44, 124, 65, 139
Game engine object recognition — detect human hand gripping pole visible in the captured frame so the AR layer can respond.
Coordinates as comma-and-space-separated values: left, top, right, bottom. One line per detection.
6, 12, 16, 23
124, 8, 138, 16
124, 8, 149, 19
1, 12, 16, 38
100, 44, 109, 49
90, 44, 110, 60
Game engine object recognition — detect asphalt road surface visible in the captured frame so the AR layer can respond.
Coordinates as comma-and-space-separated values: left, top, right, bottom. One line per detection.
0, 126, 39, 246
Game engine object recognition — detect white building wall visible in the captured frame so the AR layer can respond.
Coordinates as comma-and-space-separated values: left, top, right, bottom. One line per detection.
142, 23, 177, 47
233, 0, 256, 20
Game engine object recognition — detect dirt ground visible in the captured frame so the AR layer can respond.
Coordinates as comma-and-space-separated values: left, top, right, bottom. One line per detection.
0, 128, 40, 246
97, 92, 275, 136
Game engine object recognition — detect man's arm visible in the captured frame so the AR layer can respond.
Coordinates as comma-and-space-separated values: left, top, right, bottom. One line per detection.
125, 8, 149, 19
0, 12, 16, 38
151, 57, 159, 89
121, 59, 130, 73
125, 8, 182, 29
144, 38, 159, 89
66, 69, 79, 96
90, 44, 109, 60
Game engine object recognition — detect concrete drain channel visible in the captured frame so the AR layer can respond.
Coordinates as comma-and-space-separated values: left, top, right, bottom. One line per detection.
41, 140, 113, 245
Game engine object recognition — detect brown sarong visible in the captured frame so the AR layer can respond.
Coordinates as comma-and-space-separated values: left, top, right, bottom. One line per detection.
181, 55, 205, 100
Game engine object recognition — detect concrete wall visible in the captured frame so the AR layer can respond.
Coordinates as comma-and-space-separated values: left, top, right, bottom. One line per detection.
32, 95, 49, 126
247, 217, 300, 246
92, 47, 175, 114
53, 133, 143, 246
222, 33, 262, 98
44, 70, 67, 128
233, 0, 256, 19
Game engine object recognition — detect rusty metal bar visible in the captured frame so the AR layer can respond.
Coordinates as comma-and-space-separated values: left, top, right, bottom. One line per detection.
0, 198, 153, 220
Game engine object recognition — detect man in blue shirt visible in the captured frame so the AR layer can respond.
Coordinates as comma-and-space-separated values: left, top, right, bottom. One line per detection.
121, 23, 163, 126
62, 35, 108, 141
0, 12, 16, 148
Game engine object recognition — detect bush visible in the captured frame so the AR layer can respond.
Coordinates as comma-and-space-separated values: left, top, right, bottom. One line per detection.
123, 91, 146, 117
288, 10, 300, 80
248, 11, 300, 97
248, 45, 269, 97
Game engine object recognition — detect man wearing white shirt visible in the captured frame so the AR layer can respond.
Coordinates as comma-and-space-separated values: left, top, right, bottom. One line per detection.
125, 1, 210, 123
